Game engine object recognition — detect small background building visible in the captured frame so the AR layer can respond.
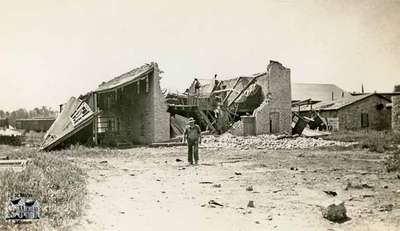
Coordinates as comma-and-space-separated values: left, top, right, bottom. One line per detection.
295, 93, 392, 131
15, 118, 55, 132
0, 118, 9, 129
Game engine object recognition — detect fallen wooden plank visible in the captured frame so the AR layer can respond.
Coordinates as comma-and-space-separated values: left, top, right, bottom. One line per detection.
0, 159, 27, 166
149, 142, 186, 148
198, 110, 216, 132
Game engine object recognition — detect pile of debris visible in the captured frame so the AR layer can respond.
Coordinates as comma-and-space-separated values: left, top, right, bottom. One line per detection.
201, 133, 355, 150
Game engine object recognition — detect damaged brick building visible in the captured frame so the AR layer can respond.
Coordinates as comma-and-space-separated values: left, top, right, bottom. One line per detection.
90, 62, 170, 145
170, 60, 292, 136
294, 93, 392, 131
42, 62, 170, 150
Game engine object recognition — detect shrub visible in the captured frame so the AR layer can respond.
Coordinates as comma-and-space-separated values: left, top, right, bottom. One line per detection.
0, 135, 22, 146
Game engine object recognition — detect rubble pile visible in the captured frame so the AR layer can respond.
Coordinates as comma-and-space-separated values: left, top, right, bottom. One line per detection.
201, 133, 355, 150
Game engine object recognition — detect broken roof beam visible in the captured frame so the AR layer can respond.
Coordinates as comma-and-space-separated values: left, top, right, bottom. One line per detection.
227, 73, 266, 108
292, 98, 313, 107
197, 110, 216, 132
222, 77, 242, 105
212, 88, 241, 95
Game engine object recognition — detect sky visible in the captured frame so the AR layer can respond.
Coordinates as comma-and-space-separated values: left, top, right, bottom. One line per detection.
0, 0, 399, 111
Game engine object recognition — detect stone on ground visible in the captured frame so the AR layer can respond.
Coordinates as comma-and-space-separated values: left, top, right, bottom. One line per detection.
321, 200, 348, 222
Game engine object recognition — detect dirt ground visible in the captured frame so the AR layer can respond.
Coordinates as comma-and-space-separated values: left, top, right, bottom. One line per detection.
70, 145, 400, 231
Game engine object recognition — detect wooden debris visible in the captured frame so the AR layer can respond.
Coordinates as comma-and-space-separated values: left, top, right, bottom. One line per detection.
0, 155, 9, 160
247, 200, 255, 208
0, 159, 28, 166
208, 200, 223, 207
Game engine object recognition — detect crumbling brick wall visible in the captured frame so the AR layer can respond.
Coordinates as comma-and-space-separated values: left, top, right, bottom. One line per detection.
253, 61, 292, 135
150, 63, 170, 143
392, 96, 400, 132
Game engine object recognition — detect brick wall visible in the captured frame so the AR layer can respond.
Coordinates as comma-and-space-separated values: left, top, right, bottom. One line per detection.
318, 95, 391, 131
96, 63, 170, 145
253, 61, 292, 135
97, 79, 152, 144
122, 79, 153, 144
339, 95, 391, 130
150, 63, 170, 143
392, 96, 400, 132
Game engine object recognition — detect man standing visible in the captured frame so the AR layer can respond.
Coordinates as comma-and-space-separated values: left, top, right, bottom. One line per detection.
183, 118, 202, 165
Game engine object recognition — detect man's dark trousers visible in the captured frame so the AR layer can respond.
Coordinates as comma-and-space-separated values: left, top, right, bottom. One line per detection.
187, 139, 199, 164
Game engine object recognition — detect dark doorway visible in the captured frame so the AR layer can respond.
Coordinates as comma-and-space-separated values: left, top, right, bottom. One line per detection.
269, 112, 280, 134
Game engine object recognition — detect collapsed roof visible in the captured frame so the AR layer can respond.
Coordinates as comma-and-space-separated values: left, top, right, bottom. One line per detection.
96, 63, 156, 93
41, 97, 98, 151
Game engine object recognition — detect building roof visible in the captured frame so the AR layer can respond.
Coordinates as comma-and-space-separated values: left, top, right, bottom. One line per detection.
95, 63, 155, 93
292, 83, 350, 102
297, 93, 391, 111
350, 92, 400, 101
41, 97, 99, 151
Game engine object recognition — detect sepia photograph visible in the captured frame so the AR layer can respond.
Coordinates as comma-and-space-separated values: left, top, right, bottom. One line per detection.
0, 0, 399, 230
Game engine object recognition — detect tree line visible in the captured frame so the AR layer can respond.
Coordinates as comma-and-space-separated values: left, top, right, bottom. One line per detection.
0, 106, 57, 126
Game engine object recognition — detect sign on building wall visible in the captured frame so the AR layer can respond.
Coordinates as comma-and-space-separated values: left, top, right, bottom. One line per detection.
70, 102, 93, 127
327, 117, 339, 131
41, 97, 99, 151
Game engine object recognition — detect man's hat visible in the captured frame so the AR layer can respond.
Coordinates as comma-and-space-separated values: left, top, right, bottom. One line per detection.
187, 117, 195, 123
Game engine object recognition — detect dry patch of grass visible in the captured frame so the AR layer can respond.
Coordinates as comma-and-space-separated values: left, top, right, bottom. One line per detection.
0, 146, 87, 229
385, 151, 400, 172
324, 130, 400, 153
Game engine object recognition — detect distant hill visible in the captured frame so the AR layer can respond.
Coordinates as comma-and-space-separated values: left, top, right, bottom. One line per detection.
292, 83, 350, 102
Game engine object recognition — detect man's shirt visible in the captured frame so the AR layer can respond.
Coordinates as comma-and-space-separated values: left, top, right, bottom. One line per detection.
184, 124, 201, 141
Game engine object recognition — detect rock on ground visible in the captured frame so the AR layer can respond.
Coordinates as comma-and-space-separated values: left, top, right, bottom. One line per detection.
321, 201, 348, 223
